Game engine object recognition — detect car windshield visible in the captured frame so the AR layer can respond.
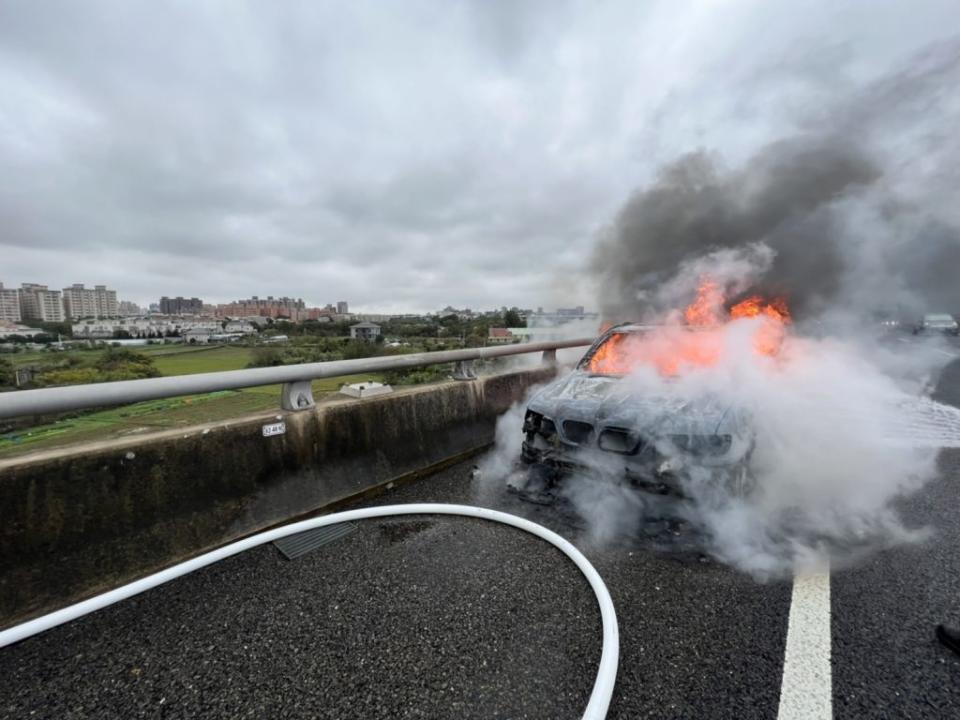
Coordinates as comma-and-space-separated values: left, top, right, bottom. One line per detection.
583, 332, 642, 375
582, 328, 727, 377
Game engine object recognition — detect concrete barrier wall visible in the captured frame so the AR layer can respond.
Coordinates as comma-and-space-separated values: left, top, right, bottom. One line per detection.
0, 368, 553, 628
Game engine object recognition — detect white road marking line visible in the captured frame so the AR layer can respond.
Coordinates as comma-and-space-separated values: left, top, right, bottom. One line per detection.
777, 570, 832, 720
934, 349, 957, 359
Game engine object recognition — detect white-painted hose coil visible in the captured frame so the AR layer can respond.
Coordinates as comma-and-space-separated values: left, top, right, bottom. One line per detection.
0, 503, 619, 720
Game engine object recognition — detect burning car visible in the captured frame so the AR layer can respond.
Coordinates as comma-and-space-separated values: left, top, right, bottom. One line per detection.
514, 284, 790, 503
517, 325, 755, 501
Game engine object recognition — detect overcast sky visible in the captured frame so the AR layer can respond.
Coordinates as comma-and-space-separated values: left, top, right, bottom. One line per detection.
1, 1, 957, 312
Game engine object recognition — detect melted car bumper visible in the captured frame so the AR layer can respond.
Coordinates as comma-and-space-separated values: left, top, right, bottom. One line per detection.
520, 440, 686, 497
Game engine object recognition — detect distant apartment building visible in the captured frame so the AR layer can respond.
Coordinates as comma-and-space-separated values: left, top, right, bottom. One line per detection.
93, 285, 118, 317
118, 300, 142, 316
216, 295, 307, 321
337, 301, 349, 314
62, 284, 118, 319
350, 321, 381, 341
18, 283, 65, 322
303, 307, 333, 321
61, 284, 96, 319
159, 296, 203, 315
0, 282, 21, 322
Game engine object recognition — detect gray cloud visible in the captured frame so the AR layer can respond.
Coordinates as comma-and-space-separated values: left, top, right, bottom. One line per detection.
1, 1, 958, 311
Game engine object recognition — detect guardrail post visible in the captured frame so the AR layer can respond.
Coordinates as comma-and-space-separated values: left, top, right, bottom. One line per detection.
281, 381, 315, 411
542, 348, 557, 366
452, 359, 477, 381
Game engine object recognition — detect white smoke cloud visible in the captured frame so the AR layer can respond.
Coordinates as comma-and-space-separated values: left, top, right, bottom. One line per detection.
477, 244, 960, 578
625, 326, 941, 577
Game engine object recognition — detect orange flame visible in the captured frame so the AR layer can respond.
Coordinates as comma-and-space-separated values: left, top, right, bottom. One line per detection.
586, 332, 634, 375
587, 328, 723, 376
729, 295, 790, 323
729, 294, 791, 356
683, 277, 725, 327
587, 277, 791, 376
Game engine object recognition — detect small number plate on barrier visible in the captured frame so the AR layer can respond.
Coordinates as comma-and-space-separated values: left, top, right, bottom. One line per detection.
262, 421, 286, 437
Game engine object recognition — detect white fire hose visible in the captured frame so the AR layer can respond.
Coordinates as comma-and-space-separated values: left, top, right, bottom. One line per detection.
0, 503, 619, 720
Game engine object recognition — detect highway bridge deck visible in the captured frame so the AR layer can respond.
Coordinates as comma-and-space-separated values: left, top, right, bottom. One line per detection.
3, 355, 960, 718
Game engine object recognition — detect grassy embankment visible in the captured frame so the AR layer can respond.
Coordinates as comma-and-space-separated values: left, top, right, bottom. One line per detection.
0, 345, 385, 459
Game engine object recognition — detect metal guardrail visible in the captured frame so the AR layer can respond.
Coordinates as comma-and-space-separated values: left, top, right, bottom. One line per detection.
0, 338, 595, 420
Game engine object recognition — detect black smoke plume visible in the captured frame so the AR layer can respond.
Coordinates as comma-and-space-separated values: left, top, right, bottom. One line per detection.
592, 40, 960, 323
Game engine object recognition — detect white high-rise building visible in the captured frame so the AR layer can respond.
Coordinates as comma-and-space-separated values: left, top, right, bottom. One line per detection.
0, 282, 21, 322
19, 283, 65, 322
62, 284, 119, 319
62, 284, 97, 318
118, 300, 142, 316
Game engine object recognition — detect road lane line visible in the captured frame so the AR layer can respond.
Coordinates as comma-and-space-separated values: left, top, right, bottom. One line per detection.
777, 570, 832, 720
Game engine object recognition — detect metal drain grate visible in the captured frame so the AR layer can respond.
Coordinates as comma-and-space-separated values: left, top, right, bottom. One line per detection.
273, 522, 358, 560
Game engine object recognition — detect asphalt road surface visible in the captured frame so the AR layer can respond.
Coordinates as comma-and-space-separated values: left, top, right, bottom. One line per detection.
2, 339, 960, 719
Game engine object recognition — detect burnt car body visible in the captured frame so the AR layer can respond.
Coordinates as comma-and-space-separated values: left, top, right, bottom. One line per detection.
517, 324, 753, 501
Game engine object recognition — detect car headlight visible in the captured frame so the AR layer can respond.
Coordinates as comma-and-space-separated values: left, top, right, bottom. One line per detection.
522, 410, 543, 434
598, 427, 641, 454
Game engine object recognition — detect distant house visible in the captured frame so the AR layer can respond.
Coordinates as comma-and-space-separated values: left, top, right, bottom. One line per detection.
350, 322, 381, 341
487, 327, 515, 345
224, 320, 257, 334
0, 321, 46, 340
183, 327, 215, 344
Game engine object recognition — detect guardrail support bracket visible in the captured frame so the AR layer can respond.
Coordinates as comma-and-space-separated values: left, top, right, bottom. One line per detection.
453, 360, 477, 381
281, 381, 315, 411
542, 349, 557, 366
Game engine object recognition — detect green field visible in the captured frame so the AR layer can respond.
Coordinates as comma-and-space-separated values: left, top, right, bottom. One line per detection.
148, 346, 254, 375
0, 342, 394, 459
4, 343, 249, 371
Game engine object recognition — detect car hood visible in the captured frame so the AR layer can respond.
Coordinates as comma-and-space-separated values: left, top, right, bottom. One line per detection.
527, 371, 743, 436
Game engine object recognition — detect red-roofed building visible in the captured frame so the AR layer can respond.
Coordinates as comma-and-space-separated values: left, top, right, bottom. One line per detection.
488, 327, 515, 344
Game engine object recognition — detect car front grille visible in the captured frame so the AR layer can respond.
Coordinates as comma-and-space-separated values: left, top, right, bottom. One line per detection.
527, 411, 646, 453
